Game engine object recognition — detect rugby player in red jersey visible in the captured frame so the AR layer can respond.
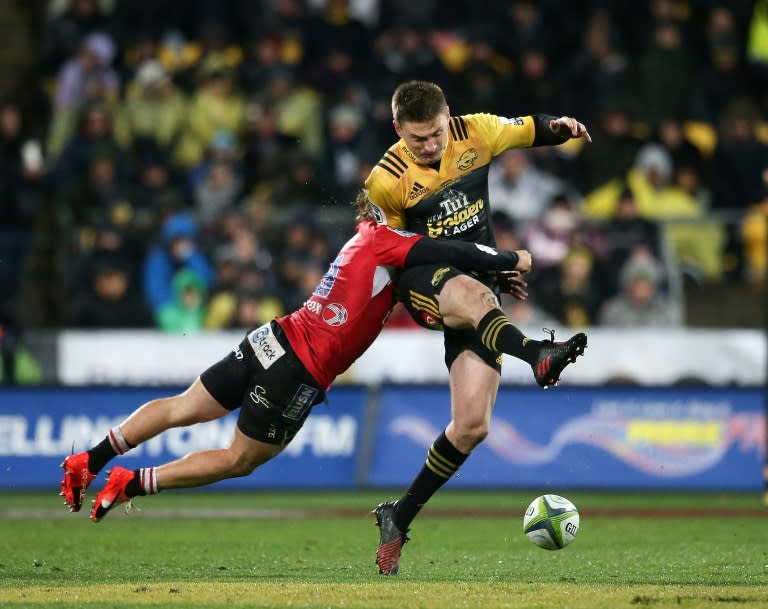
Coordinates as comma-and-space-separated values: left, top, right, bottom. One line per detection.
59, 191, 532, 522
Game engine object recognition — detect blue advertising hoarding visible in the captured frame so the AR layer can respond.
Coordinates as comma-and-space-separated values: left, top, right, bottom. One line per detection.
368, 385, 765, 490
0, 386, 367, 490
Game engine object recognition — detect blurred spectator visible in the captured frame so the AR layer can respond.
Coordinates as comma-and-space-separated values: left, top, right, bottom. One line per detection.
319, 103, 371, 204
557, 11, 631, 126
253, 67, 324, 160
536, 246, 603, 328
193, 159, 243, 226
490, 211, 522, 253
69, 220, 143, 296
70, 257, 154, 328
690, 6, 755, 124
50, 102, 131, 187
654, 118, 708, 196
113, 59, 189, 164
583, 143, 701, 219
0, 102, 46, 313
637, 18, 692, 130
709, 98, 768, 212
601, 187, 662, 291
143, 212, 215, 313
239, 33, 292, 96
0, 302, 42, 385
598, 252, 682, 327
444, 33, 514, 116
488, 149, 578, 227
53, 31, 120, 110
132, 153, 187, 231
302, 0, 372, 83
741, 195, 768, 285
227, 286, 284, 330
62, 152, 133, 226
43, 0, 116, 76
522, 194, 581, 271
507, 46, 561, 114
501, 295, 559, 332
156, 268, 208, 333
176, 57, 245, 169
573, 100, 644, 194
492, 0, 551, 60
241, 101, 299, 188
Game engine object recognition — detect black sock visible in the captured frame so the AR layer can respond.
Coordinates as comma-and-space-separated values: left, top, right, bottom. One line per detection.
124, 470, 146, 498
394, 431, 468, 530
476, 309, 541, 364
87, 438, 119, 475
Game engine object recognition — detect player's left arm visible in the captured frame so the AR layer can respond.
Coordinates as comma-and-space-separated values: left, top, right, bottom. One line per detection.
532, 114, 592, 146
468, 113, 591, 156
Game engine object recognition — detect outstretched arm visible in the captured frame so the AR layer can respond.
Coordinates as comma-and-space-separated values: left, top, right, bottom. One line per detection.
532, 113, 592, 146
404, 237, 528, 272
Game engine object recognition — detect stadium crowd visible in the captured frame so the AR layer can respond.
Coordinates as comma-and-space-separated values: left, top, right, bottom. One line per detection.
1, 0, 767, 345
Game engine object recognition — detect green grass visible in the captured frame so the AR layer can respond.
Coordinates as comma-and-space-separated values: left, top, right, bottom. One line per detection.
1, 490, 766, 608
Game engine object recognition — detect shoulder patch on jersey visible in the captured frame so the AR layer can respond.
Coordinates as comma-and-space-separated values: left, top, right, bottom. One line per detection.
369, 202, 386, 224
376, 150, 408, 179
449, 116, 469, 141
500, 116, 525, 126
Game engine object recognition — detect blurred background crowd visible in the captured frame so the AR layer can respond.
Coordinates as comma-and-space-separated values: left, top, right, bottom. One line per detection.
0, 0, 767, 367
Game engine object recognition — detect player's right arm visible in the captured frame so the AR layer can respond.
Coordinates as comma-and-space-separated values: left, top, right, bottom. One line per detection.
404, 236, 530, 273
370, 222, 529, 273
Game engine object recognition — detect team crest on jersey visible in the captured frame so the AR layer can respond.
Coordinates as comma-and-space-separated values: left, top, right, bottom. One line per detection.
323, 303, 348, 326
457, 148, 478, 171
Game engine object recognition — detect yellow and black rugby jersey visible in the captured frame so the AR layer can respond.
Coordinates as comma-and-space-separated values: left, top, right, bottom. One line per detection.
364, 113, 536, 248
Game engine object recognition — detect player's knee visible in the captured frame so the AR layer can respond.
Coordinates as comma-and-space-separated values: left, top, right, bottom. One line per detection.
452, 419, 489, 450
227, 452, 261, 477
438, 275, 497, 324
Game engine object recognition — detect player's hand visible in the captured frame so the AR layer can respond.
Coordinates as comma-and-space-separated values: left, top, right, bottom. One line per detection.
549, 116, 592, 143
497, 271, 528, 300
514, 249, 532, 273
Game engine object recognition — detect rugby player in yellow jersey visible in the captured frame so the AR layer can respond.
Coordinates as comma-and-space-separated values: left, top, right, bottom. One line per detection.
366, 81, 592, 575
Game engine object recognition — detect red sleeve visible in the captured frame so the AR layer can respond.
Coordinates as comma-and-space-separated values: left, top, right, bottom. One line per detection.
368, 222, 422, 268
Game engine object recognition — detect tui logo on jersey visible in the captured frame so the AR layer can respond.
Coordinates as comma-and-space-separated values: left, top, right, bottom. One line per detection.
457, 148, 478, 171
426, 189, 485, 237
323, 303, 348, 326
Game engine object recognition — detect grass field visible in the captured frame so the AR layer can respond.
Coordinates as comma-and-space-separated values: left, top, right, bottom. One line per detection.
1, 489, 766, 609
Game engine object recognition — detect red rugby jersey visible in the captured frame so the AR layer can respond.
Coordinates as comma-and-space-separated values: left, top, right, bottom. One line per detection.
277, 220, 420, 388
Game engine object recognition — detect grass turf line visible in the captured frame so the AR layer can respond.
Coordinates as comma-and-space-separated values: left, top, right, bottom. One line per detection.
1, 491, 766, 608
3, 582, 768, 609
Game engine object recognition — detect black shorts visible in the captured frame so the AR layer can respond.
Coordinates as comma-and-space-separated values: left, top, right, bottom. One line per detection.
199, 320, 326, 445
395, 264, 502, 373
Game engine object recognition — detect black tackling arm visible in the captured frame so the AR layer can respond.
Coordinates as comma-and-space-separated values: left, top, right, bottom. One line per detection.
404, 237, 520, 272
